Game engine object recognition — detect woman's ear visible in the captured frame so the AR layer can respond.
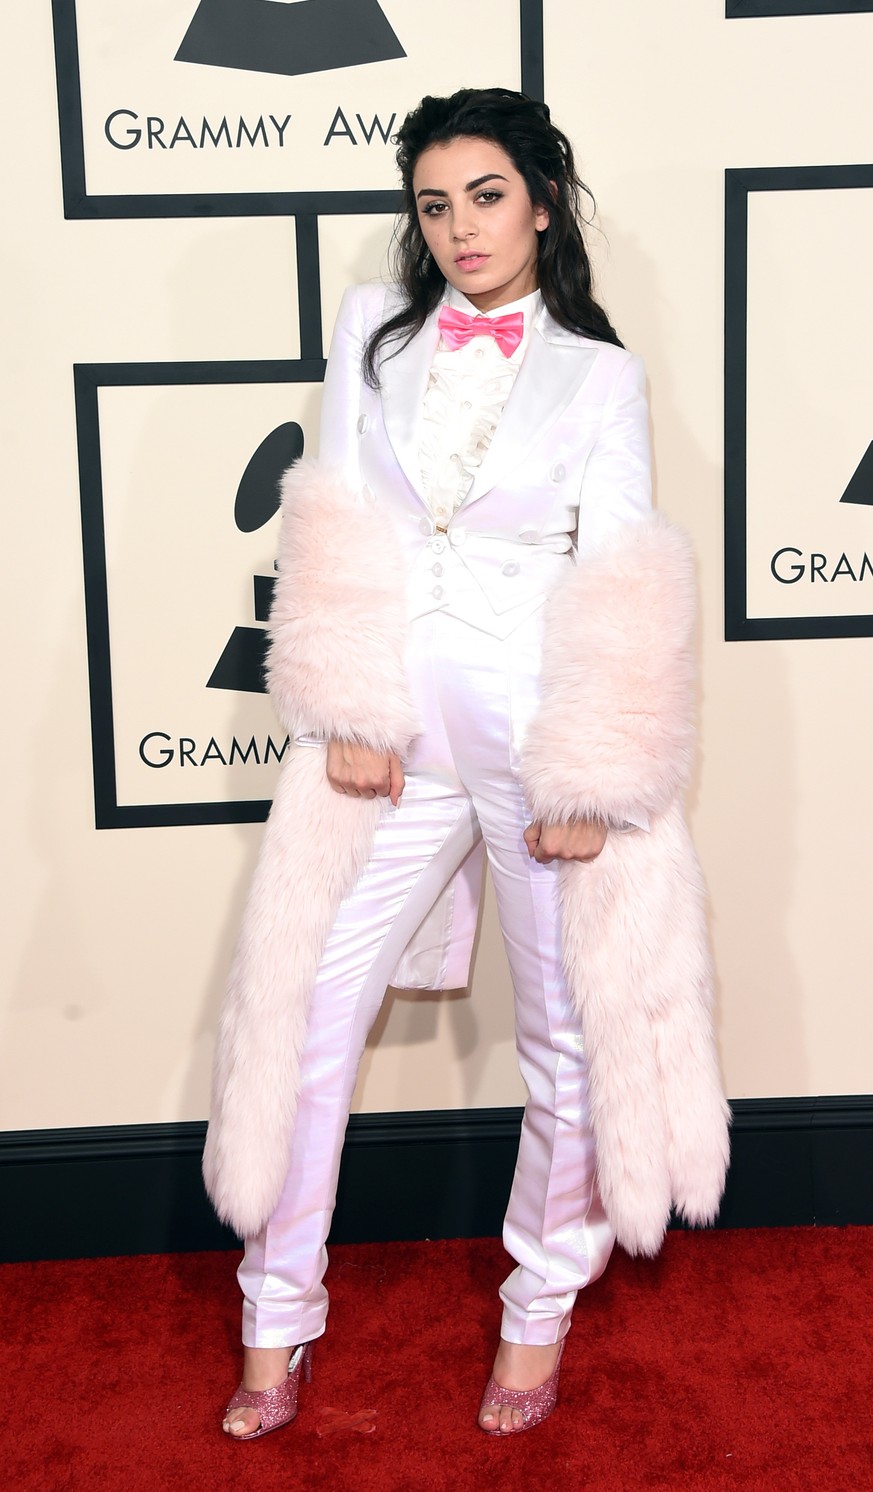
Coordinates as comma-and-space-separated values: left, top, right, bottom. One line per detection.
535, 181, 558, 233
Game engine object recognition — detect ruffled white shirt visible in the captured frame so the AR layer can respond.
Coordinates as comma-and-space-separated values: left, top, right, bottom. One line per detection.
418, 283, 542, 523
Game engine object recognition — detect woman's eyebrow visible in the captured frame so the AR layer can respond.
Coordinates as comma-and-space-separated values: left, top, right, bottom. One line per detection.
465, 173, 507, 192
415, 173, 509, 200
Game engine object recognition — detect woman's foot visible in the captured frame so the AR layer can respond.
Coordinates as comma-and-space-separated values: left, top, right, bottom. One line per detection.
223, 1345, 295, 1437
478, 1339, 563, 1434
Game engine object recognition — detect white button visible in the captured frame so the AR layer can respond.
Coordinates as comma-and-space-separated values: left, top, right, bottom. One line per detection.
432, 585, 444, 599
436, 506, 448, 517
518, 527, 538, 543
357, 414, 369, 434
419, 516, 432, 535
431, 537, 446, 554
451, 452, 462, 463
475, 348, 485, 359
449, 527, 466, 546
550, 462, 566, 482
462, 400, 472, 410
432, 562, 443, 576
502, 561, 520, 577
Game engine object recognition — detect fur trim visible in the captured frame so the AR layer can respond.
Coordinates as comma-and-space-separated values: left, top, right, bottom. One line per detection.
202, 748, 385, 1237
265, 460, 421, 752
558, 806, 730, 1255
520, 515, 696, 828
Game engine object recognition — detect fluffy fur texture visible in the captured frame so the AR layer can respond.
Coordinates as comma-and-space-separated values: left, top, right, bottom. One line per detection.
556, 812, 730, 1254
203, 463, 730, 1254
265, 460, 421, 751
520, 517, 696, 828
202, 461, 418, 1236
521, 518, 730, 1252
201, 750, 384, 1238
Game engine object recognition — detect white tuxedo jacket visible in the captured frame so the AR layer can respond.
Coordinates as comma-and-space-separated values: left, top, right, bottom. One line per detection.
301, 279, 654, 988
301, 284, 653, 996
316, 280, 654, 639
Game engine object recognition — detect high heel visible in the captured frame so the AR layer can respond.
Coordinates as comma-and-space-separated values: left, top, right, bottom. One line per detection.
223, 1340, 314, 1440
478, 1339, 565, 1436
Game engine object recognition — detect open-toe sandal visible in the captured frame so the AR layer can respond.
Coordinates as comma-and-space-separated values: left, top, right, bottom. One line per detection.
224, 1340, 314, 1440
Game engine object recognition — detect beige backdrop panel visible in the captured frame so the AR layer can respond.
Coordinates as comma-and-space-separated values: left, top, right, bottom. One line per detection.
746, 189, 872, 619
3, 3, 872, 1132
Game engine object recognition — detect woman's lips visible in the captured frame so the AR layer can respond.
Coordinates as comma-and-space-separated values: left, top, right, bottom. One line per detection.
455, 253, 489, 271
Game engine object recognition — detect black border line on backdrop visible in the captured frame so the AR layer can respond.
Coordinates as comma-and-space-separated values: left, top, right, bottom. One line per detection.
727, 3, 873, 15
51, 0, 545, 221
3, 1096, 873, 1263
294, 214, 324, 359
724, 163, 873, 642
74, 358, 325, 830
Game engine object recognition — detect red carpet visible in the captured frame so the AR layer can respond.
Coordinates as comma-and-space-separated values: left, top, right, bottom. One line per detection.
5, 1228, 873, 1491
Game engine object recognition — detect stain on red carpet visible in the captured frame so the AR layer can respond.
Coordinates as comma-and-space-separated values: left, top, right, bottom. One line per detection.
4, 1229, 873, 1491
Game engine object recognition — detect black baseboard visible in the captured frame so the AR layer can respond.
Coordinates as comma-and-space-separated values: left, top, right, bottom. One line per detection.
1, 1097, 871, 1264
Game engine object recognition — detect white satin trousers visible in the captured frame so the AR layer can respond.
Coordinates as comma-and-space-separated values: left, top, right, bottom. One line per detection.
238, 602, 616, 1349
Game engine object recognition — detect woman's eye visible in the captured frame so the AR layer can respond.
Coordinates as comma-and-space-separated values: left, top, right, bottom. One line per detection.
421, 191, 503, 217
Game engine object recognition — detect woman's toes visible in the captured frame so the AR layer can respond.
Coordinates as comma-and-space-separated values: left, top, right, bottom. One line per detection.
480, 1401, 527, 1432
223, 1407, 260, 1437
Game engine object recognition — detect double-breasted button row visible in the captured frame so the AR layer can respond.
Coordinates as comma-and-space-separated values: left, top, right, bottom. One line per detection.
418, 518, 469, 549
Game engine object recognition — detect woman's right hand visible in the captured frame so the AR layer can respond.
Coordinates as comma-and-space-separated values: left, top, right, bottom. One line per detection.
326, 739, 406, 807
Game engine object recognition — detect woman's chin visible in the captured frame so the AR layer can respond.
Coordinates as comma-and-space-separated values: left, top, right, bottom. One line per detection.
444, 270, 488, 295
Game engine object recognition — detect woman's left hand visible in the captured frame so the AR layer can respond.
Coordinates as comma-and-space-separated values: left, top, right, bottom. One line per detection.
523, 818, 608, 865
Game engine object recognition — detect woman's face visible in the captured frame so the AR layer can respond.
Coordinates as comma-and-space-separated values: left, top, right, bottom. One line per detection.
412, 135, 550, 312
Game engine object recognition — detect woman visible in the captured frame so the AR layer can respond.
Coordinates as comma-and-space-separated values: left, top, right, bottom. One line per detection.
204, 87, 729, 1440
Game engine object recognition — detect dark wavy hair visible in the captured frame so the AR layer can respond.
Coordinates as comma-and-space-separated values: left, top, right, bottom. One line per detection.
362, 87, 623, 388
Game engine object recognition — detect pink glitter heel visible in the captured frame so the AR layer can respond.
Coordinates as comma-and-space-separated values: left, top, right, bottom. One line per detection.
478, 1339, 565, 1436
223, 1340, 314, 1440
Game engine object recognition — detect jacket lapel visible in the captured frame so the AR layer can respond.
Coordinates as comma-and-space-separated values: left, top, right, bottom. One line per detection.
379, 296, 443, 506
378, 293, 601, 511
462, 306, 599, 508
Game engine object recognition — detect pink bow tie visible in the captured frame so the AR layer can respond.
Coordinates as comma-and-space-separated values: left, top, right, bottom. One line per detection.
437, 304, 525, 357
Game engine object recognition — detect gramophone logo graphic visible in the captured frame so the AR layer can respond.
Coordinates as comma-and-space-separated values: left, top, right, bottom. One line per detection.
207, 422, 305, 693
839, 441, 873, 508
176, 0, 406, 77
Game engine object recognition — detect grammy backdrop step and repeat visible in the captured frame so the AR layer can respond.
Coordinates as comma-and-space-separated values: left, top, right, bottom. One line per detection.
1, 1, 872, 1258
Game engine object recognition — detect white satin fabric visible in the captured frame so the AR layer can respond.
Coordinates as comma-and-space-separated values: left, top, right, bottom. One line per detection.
238, 601, 616, 1348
